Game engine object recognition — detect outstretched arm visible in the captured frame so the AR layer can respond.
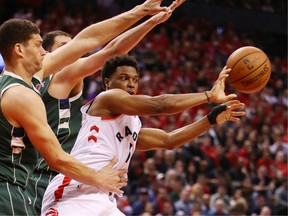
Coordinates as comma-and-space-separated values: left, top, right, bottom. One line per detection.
95, 66, 237, 117
51, 0, 185, 98
136, 100, 245, 151
39, 0, 169, 79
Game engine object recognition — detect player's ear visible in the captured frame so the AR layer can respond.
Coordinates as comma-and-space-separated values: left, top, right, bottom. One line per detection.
14, 43, 23, 56
104, 78, 110, 89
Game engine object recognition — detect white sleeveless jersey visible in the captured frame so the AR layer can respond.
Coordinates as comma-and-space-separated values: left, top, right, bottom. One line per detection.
41, 101, 142, 216
70, 101, 142, 172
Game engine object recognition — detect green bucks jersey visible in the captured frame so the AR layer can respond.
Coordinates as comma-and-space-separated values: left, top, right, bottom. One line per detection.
0, 71, 39, 188
28, 75, 83, 214
35, 75, 83, 172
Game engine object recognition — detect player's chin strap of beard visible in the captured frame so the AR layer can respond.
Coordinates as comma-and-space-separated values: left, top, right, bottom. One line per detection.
207, 104, 227, 125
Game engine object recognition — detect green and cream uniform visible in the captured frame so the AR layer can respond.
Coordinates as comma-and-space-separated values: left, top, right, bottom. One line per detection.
0, 71, 39, 215
29, 75, 83, 214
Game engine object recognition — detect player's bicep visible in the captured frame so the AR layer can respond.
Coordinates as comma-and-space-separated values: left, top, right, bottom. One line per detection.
136, 128, 169, 151
1, 87, 61, 158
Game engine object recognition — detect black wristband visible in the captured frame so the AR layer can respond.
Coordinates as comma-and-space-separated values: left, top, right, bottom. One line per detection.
207, 104, 227, 125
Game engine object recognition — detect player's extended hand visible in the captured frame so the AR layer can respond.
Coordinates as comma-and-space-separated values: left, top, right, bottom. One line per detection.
141, 0, 169, 16
97, 157, 128, 195
152, 0, 186, 23
169, 0, 186, 11
216, 100, 245, 124
209, 66, 237, 103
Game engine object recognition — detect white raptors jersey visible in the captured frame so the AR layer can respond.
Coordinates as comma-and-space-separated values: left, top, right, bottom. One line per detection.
70, 101, 142, 172
41, 100, 142, 216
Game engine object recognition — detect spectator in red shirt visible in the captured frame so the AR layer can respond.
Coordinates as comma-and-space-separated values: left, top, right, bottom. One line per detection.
256, 147, 275, 178
274, 150, 288, 177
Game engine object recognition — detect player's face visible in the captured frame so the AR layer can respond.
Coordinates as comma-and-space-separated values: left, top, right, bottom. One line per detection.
20, 34, 46, 74
50, 35, 72, 52
107, 66, 139, 95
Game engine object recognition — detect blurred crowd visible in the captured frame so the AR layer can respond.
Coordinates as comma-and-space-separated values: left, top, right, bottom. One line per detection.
190, 0, 287, 14
1, 0, 287, 215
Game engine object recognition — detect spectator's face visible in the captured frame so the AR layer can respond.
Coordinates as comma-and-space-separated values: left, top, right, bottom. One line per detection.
260, 206, 271, 216
215, 199, 225, 212
275, 151, 285, 162
157, 187, 168, 199
144, 202, 154, 214
218, 186, 227, 195
162, 201, 174, 214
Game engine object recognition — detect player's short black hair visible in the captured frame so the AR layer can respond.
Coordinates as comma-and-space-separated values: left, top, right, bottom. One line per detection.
42, 30, 71, 52
0, 18, 40, 61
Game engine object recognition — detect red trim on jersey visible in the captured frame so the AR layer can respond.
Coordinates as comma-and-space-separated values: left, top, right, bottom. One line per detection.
45, 208, 59, 216
53, 176, 72, 202
101, 113, 122, 120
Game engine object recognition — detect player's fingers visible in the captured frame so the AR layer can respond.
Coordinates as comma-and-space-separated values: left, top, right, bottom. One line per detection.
118, 175, 128, 186
224, 94, 238, 102
113, 188, 124, 196
119, 175, 128, 182
236, 111, 246, 116
225, 99, 240, 104
168, 1, 177, 11
226, 100, 245, 109
116, 169, 128, 176
229, 110, 246, 116
106, 157, 118, 168
219, 66, 231, 74
226, 94, 237, 103
217, 72, 229, 81
169, 0, 185, 11
228, 116, 242, 122
232, 104, 245, 110
118, 181, 128, 188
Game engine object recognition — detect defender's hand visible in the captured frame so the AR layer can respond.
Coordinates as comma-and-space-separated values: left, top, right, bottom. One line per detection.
97, 157, 128, 195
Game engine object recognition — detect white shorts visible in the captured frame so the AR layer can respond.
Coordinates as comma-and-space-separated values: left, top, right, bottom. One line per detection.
41, 174, 125, 216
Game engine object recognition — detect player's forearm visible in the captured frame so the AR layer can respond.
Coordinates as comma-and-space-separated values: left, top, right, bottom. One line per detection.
50, 153, 105, 188
31, 128, 105, 189
73, 5, 153, 52
153, 92, 209, 115
137, 116, 211, 151
107, 14, 163, 55
165, 116, 211, 149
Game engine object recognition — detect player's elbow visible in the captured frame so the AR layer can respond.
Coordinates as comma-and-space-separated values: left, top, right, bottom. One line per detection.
160, 136, 175, 150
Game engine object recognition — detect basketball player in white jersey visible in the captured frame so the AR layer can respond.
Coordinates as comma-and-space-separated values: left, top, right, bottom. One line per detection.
42, 54, 245, 216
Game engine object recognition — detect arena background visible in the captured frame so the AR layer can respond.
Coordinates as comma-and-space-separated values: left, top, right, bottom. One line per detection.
0, 1, 287, 215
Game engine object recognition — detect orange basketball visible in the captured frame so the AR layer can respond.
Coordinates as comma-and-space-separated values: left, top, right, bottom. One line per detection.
226, 46, 271, 94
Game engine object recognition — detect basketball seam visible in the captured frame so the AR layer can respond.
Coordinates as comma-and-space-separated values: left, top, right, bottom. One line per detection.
230, 58, 268, 84
236, 71, 271, 93
230, 51, 261, 71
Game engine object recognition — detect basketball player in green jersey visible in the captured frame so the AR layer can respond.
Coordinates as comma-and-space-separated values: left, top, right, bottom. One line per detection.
0, 1, 172, 214
28, 1, 185, 214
